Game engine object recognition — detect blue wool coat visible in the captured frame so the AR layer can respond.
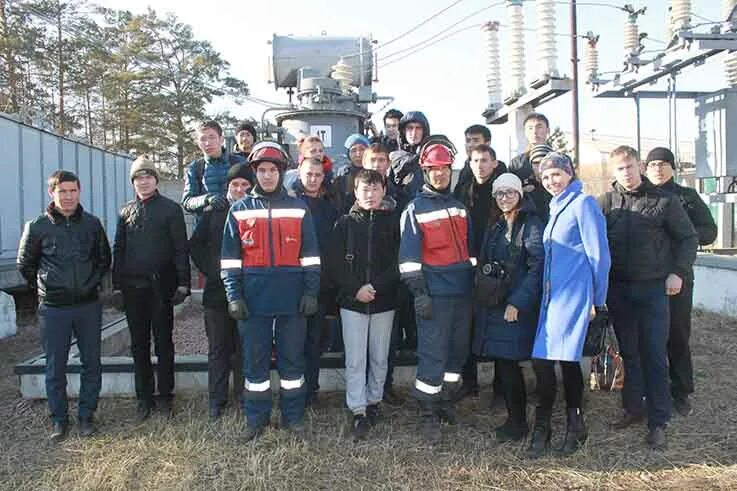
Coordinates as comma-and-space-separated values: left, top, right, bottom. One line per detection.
532, 179, 611, 362
472, 203, 544, 360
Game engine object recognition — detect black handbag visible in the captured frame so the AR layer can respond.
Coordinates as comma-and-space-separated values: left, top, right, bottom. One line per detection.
583, 307, 609, 357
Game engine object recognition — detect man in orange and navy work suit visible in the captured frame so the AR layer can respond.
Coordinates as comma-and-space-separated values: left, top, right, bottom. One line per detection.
398, 136, 476, 445
220, 141, 321, 441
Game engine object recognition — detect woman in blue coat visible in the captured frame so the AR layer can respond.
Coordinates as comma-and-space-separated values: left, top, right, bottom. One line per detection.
528, 153, 611, 458
472, 173, 544, 442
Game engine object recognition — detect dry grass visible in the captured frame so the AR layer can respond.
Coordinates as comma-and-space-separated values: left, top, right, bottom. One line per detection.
1, 308, 737, 490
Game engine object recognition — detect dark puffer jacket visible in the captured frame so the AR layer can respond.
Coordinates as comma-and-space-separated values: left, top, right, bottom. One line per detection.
17, 204, 111, 307
598, 178, 698, 282
472, 200, 544, 360
327, 203, 400, 314
113, 191, 190, 298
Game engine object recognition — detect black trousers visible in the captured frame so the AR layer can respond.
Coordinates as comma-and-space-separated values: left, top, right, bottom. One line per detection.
495, 359, 527, 424
533, 359, 583, 416
668, 278, 694, 398
204, 306, 243, 407
123, 286, 175, 403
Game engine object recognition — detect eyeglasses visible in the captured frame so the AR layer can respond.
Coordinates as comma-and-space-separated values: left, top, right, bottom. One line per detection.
493, 190, 519, 200
647, 161, 671, 168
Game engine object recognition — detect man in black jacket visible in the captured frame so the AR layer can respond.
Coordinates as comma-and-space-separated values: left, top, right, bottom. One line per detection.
189, 163, 253, 419
327, 169, 400, 440
17, 170, 111, 441
112, 157, 191, 422
644, 147, 718, 416
599, 146, 698, 450
508, 112, 551, 182
369, 108, 403, 153
453, 143, 507, 399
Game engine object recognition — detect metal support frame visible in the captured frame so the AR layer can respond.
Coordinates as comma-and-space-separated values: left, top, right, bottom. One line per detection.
483, 78, 573, 124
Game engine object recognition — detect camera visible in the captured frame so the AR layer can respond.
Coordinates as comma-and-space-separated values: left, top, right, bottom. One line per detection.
481, 261, 506, 279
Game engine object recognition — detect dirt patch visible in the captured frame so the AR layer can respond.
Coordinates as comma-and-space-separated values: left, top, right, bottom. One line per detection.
0, 307, 735, 490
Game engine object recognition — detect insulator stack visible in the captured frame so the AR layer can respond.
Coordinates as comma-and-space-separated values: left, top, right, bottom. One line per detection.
331, 58, 353, 95
536, 0, 558, 79
665, 8, 673, 43
482, 22, 502, 109
725, 0, 737, 30
506, 0, 526, 98
624, 19, 639, 57
584, 38, 599, 82
670, 0, 691, 32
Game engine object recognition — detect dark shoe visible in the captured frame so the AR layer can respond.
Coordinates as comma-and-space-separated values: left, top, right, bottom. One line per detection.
382, 387, 404, 407
351, 414, 370, 440
135, 400, 154, 424
436, 401, 459, 426
78, 417, 97, 438
673, 395, 693, 417
49, 421, 68, 442
526, 411, 551, 458
453, 382, 480, 402
158, 397, 174, 418
240, 423, 265, 442
646, 425, 667, 450
495, 419, 529, 442
557, 408, 587, 456
366, 404, 382, 427
305, 392, 318, 408
419, 401, 442, 445
610, 411, 645, 430
286, 420, 307, 439
489, 391, 505, 412
208, 405, 222, 421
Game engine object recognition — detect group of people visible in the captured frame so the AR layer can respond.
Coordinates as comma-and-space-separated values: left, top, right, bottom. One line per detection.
17, 109, 717, 457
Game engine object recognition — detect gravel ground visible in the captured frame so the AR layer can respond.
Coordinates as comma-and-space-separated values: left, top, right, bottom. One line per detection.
172, 302, 208, 355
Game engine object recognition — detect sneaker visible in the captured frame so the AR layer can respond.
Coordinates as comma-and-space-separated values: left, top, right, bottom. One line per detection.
610, 411, 645, 430
49, 421, 68, 442
382, 387, 404, 407
495, 419, 528, 442
673, 395, 693, 417
646, 425, 667, 451
78, 417, 97, 437
351, 414, 370, 440
366, 404, 382, 426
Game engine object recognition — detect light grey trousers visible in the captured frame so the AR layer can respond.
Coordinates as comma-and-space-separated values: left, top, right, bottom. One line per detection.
340, 308, 396, 415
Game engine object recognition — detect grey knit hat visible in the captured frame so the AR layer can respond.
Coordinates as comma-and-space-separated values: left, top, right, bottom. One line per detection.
129, 157, 159, 183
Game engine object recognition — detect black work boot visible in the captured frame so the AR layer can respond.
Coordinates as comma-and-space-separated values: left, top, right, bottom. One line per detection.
78, 416, 97, 438
419, 401, 442, 445
49, 421, 68, 442
526, 409, 551, 458
240, 423, 265, 442
558, 408, 587, 456
495, 418, 529, 442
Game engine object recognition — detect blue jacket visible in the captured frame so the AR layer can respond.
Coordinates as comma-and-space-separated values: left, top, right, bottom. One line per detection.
399, 186, 475, 297
532, 180, 611, 362
181, 150, 246, 215
472, 200, 544, 360
220, 188, 321, 316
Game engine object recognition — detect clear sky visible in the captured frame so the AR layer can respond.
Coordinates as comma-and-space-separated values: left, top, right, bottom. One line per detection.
98, 0, 727, 161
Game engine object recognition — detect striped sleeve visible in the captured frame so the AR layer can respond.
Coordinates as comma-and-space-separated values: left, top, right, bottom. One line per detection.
398, 203, 423, 279
300, 205, 321, 297
220, 205, 243, 302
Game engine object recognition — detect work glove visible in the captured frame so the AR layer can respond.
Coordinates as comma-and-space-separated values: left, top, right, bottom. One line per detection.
110, 289, 125, 311
299, 295, 319, 316
228, 300, 249, 320
207, 194, 230, 211
171, 286, 189, 306
593, 305, 609, 326
414, 294, 433, 320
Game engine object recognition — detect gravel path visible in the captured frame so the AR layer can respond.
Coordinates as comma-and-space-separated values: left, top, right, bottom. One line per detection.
172, 302, 207, 355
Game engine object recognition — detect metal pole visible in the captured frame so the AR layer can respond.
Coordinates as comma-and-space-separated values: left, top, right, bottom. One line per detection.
635, 93, 642, 156
571, 0, 581, 165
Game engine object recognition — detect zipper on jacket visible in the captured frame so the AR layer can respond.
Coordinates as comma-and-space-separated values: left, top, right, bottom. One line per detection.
366, 210, 374, 314
67, 216, 79, 304
267, 201, 275, 267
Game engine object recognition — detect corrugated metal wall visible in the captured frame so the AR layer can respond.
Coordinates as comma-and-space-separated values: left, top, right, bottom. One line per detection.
0, 114, 134, 288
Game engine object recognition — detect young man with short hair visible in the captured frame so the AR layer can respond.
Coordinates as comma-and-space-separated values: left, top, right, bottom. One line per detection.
328, 169, 400, 440
189, 163, 254, 420
455, 124, 502, 192
330, 134, 371, 215
220, 142, 321, 441
369, 108, 404, 153
17, 171, 111, 441
182, 120, 246, 220
509, 113, 551, 183
233, 122, 258, 159
112, 157, 191, 422
644, 147, 717, 416
390, 111, 430, 211
599, 146, 698, 450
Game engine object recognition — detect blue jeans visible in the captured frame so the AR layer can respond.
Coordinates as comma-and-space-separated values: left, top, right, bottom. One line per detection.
38, 302, 102, 424
609, 280, 671, 428
238, 315, 306, 427
412, 296, 472, 401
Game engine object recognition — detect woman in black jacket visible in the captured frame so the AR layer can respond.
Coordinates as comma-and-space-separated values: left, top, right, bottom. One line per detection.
327, 169, 400, 440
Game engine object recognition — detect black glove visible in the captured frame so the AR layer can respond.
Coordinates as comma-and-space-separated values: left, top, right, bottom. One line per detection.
593, 305, 609, 325
111, 289, 125, 311
299, 295, 319, 316
171, 286, 189, 306
414, 294, 433, 320
228, 300, 249, 320
207, 194, 229, 211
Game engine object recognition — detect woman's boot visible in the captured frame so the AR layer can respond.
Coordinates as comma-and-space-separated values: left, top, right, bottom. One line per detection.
526, 408, 551, 458
558, 408, 587, 456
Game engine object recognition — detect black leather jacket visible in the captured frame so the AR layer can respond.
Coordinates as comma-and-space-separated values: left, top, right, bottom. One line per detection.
17, 204, 111, 306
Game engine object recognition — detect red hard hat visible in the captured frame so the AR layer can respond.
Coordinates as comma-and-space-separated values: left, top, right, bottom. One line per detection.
420, 143, 454, 168
248, 141, 288, 169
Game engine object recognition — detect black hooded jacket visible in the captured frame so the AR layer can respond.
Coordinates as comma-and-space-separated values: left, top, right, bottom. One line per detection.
389, 111, 431, 210
453, 161, 508, 251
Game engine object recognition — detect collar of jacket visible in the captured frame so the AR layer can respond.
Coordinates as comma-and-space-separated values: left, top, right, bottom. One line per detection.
420, 183, 451, 198
135, 190, 161, 204
657, 177, 678, 192
349, 197, 396, 217
204, 149, 229, 165
250, 186, 288, 201
612, 175, 656, 195
291, 179, 326, 199
46, 202, 84, 224
550, 179, 582, 212
232, 143, 251, 157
